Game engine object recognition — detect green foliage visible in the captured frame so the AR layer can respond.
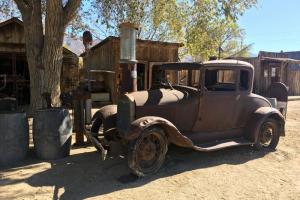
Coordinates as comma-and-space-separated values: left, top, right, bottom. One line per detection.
94, 0, 186, 42
185, 0, 257, 60
95, 0, 257, 60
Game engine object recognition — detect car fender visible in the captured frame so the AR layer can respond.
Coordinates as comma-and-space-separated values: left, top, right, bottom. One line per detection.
91, 105, 117, 131
245, 107, 285, 143
124, 116, 194, 148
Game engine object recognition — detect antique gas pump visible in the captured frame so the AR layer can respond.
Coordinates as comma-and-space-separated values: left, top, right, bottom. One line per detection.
119, 22, 139, 92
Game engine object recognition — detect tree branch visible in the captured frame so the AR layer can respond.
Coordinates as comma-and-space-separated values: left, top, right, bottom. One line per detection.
63, 0, 81, 27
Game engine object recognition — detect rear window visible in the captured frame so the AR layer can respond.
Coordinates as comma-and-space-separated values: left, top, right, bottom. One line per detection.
205, 69, 236, 91
240, 70, 250, 91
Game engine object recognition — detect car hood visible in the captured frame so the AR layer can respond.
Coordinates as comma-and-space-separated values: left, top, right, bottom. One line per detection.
125, 88, 185, 106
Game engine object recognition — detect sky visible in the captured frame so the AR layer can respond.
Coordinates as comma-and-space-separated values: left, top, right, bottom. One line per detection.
238, 0, 300, 55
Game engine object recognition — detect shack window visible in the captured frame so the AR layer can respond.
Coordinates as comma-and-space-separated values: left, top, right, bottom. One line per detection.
205, 69, 236, 91
240, 70, 250, 91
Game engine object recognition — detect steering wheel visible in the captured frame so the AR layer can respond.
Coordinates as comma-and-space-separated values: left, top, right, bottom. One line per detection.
160, 78, 174, 90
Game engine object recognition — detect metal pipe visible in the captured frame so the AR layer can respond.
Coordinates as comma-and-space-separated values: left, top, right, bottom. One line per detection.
131, 63, 137, 92
85, 98, 92, 124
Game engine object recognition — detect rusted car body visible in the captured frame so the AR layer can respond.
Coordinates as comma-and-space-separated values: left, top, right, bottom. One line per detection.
89, 60, 287, 176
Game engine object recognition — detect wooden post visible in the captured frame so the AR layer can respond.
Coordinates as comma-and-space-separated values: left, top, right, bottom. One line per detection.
12, 53, 17, 98
188, 69, 193, 86
72, 89, 87, 146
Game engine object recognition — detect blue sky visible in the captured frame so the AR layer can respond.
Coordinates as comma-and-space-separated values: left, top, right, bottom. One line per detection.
238, 0, 300, 55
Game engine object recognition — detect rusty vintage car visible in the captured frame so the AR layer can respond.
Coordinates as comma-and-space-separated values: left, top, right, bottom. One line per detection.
88, 60, 287, 176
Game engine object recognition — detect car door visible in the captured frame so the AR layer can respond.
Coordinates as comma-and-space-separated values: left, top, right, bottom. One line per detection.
193, 67, 240, 132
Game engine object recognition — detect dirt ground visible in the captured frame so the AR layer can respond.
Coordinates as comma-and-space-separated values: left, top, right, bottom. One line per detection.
1, 101, 300, 200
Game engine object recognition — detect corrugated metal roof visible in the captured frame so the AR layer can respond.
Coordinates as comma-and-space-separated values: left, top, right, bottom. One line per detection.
261, 56, 300, 64
284, 51, 300, 60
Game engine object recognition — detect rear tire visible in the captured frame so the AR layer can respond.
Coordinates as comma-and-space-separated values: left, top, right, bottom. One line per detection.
128, 127, 168, 177
254, 118, 280, 150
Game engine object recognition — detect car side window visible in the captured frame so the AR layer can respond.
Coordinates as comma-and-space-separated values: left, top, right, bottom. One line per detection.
240, 70, 250, 91
205, 69, 236, 91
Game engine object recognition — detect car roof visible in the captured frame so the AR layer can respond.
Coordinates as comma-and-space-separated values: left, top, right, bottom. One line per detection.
203, 59, 254, 70
154, 60, 254, 71
155, 62, 202, 70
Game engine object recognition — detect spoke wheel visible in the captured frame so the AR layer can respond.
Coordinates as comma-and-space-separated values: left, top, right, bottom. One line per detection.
259, 122, 274, 147
128, 127, 168, 177
254, 118, 280, 150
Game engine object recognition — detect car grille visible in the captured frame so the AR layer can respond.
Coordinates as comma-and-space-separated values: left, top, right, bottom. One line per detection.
117, 97, 135, 136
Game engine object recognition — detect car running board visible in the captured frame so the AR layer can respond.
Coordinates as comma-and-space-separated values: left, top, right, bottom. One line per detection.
192, 138, 253, 152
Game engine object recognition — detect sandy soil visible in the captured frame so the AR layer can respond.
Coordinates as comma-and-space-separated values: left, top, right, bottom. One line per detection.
1, 101, 300, 200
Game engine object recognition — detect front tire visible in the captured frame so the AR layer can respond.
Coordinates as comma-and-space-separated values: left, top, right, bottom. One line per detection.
128, 127, 168, 177
254, 118, 280, 150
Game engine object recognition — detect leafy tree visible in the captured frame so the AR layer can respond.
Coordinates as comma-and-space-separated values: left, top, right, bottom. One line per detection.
95, 0, 186, 42
185, 0, 257, 60
96, 0, 257, 59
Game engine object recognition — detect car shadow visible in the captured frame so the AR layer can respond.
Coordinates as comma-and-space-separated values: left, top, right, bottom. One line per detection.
1, 145, 270, 200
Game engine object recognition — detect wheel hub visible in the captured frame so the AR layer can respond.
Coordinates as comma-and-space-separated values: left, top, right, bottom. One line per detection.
140, 142, 157, 161
136, 132, 163, 170
260, 124, 274, 147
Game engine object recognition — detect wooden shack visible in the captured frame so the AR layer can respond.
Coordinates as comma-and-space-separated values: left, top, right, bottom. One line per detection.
82, 36, 183, 103
0, 18, 79, 105
236, 51, 300, 95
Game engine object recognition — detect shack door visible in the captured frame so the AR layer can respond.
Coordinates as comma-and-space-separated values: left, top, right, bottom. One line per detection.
261, 62, 282, 95
270, 63, 281, 83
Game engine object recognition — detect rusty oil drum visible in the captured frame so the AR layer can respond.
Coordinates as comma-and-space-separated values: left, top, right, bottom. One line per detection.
33, 108, 73, 160
0, 111, 29, 166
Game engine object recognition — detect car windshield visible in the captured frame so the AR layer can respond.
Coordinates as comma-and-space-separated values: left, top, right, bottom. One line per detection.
151, 63, 202, 89
165, 69, 200, 88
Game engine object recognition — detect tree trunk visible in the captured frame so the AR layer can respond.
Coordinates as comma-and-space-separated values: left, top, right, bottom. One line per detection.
27, 59, 44, 110
42, 1, 65, 107
14, 0, 81, 111
42, 46, 63, 107
21, 3, 45, 110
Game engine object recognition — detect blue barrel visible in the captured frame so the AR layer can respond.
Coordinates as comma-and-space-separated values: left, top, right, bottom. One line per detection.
33, 108, 73, 160
0, 111, 29, 166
